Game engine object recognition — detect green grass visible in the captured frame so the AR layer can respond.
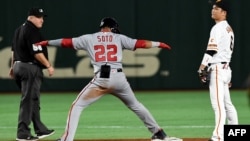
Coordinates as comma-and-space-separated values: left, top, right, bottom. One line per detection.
0, 90, 249, 140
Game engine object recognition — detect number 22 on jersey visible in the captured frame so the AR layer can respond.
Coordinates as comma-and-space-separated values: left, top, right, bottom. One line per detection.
94, 44, 118, 62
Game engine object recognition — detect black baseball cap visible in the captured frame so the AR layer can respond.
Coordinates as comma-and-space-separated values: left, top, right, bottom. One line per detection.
28, 7, 47, 17
209, 0, 230, 12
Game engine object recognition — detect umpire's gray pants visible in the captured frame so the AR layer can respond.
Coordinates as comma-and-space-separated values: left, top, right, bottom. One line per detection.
13, 62, 49, 138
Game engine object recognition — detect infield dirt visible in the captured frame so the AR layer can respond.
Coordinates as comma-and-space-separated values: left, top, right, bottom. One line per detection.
67, 138, 208, 141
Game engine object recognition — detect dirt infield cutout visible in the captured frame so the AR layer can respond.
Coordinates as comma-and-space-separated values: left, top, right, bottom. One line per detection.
68, 138, 208, 141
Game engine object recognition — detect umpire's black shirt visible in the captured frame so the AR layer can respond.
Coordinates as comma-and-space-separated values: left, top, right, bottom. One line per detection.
12, 20, 48, 68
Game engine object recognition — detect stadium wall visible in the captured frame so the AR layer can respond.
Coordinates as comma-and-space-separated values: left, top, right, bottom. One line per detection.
0, 0, 249, 91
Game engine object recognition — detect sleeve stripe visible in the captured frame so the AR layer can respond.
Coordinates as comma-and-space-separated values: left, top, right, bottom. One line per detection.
61, 38, 74, 48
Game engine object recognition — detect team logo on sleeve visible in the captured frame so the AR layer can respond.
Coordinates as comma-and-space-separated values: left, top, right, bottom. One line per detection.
32, 44, 43, 51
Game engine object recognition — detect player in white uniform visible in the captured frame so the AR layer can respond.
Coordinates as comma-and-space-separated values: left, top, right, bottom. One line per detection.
198, 1, 238, 141
36, 17, 182, 141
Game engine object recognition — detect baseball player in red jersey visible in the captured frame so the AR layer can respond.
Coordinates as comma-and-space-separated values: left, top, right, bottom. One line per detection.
35, 17, 182, 141
198, 1, 238, 141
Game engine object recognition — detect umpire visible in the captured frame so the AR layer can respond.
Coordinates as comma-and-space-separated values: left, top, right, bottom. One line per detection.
9, 7, 55, 141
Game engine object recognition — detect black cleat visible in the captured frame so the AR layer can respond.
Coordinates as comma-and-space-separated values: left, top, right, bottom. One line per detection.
36, 129, 55, 139
151, 129, 183, 141
16, 136, 38, 141
152, 129, 167, 140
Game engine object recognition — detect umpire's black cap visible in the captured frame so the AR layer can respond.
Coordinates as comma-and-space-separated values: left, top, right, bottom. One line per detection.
209, 0, 230, 12
28, 7, 47, 18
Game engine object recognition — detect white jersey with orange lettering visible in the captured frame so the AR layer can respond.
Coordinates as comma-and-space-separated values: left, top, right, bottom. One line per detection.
206, 20, 238, 141
207, 20, 234, 64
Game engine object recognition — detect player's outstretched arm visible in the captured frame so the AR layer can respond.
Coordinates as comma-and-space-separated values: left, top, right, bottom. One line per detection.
135, 40, 171, 50
35, 38, 74, 48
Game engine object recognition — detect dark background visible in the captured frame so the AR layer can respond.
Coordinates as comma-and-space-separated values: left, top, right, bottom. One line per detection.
0, 0, 249, 91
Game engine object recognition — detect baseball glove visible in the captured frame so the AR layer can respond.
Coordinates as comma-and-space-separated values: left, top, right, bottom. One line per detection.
198, 66, 210, 85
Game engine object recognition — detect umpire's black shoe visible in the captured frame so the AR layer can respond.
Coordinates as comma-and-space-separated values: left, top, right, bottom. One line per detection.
16, 136, 38, 141
36, 129, 55, 139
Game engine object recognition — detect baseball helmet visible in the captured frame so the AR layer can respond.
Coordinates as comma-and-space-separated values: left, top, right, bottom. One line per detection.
99, 17, 120, 33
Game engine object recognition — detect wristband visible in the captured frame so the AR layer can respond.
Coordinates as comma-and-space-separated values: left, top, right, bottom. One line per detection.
151, 41, 160, 48
201, 53, 212, 66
